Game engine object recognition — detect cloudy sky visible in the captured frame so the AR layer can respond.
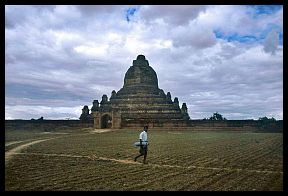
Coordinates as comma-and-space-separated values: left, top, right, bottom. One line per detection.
5, 5, 283, 120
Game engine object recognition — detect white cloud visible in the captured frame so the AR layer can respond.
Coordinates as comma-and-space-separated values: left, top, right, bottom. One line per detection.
138, 5, 207, 25
197, 5, 283, 36
5, 5, 283, 120
197, 5, 251, 34
171, 24, 216, 48
263, 30, 279, 55
74, 44, 109, 57
5, 105, 83, 120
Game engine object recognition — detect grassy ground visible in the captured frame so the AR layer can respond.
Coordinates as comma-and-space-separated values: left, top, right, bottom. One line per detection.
5, 128, 283, 191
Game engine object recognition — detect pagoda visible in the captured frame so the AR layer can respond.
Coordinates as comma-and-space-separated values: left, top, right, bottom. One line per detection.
80, 55, 190, 128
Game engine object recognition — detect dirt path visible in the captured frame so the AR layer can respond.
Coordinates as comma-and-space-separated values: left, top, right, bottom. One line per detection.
7, 152, 283, 175
90, 129, 114, 133
5, 130, 111, 165
38, 132, 69, 134
5, 138, 53, 165
5, 138, 46, 147
5, 141, 25, 147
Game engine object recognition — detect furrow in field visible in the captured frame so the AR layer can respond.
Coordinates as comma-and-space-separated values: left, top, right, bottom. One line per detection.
124, 170, 183, 190
208, 171, 256, 191
9, 152, 282, 174
153, 168, 205, 190
218, 138, 277, 169
228, 138, 281, 169
5, 138, 54, 164
206, 136, 276, 165
193, 170, 235, 191
177, 169, 222, 190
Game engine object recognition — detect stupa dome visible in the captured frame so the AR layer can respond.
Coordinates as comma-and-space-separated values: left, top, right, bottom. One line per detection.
123, 55, 158, 88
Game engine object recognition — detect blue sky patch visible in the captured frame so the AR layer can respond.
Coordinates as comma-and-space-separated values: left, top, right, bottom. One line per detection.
126, 7, 137, 22
247, 5, 282, 18
214, 27, 282, 45
214, 30, 260, 44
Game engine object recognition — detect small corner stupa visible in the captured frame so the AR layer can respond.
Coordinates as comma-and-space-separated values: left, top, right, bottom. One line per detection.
80, 54, 190, 128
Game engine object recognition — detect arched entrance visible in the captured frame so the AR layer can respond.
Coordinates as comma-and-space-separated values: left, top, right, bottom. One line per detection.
101, 114, 112, 128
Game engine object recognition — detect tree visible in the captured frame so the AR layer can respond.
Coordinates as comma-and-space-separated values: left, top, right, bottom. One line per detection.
258, 116, 276, 122
208, 112, 227, 120
258, 116, 277, 131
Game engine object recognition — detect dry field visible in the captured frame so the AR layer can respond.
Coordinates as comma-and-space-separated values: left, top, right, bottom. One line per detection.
5, 127, 283, 191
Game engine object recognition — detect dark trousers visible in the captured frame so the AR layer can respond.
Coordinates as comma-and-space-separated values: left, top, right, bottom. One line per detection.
134, 145, 148, 163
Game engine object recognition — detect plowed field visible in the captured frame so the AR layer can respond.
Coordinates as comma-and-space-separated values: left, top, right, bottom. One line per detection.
5, 128, 283, 191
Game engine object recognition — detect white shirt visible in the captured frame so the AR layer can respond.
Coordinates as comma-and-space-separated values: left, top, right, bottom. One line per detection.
139, 131, 148, 142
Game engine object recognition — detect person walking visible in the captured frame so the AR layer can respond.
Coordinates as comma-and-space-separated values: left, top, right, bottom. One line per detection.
134, 126, 149, 164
